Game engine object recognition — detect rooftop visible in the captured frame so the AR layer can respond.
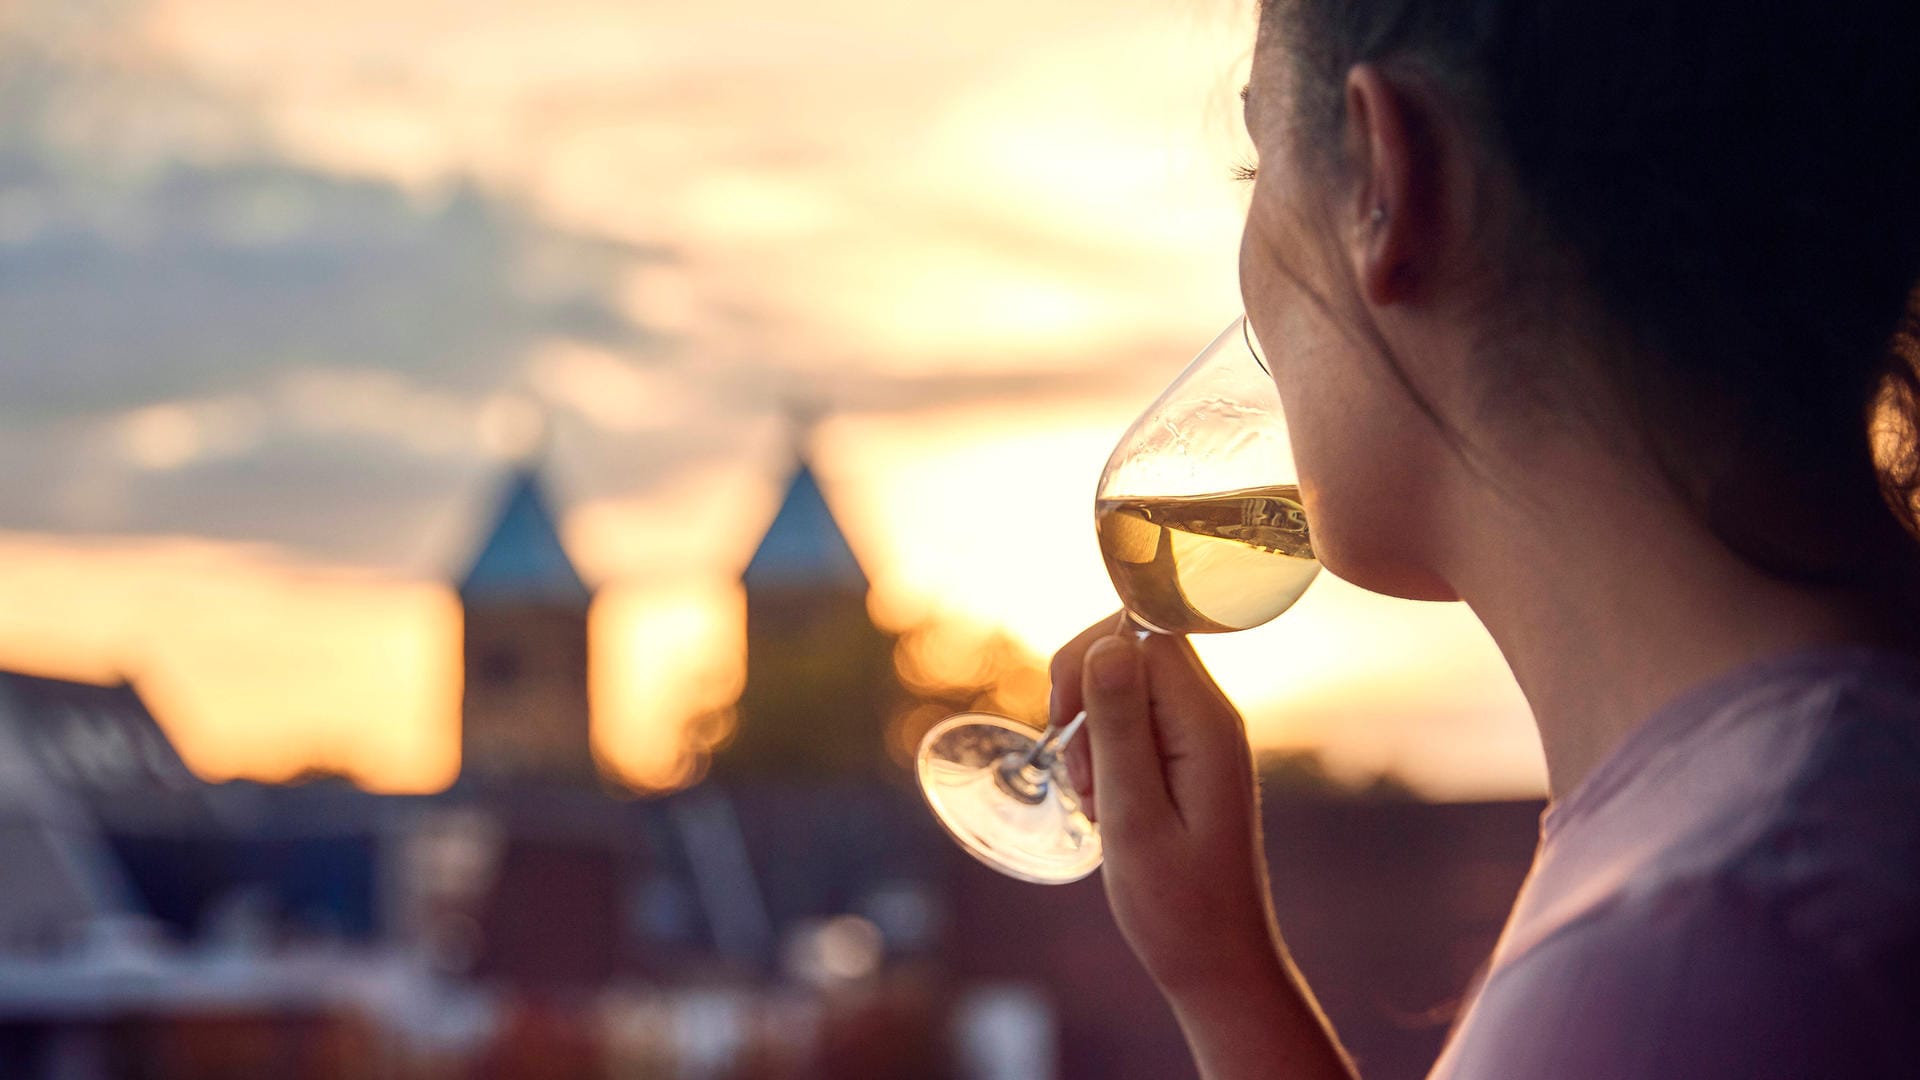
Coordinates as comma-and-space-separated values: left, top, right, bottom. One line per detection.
742, 463, 866, 591
458, 468, 592, 609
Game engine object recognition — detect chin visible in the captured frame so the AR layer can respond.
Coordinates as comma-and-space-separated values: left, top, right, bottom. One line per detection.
1314, 536, 1460, 603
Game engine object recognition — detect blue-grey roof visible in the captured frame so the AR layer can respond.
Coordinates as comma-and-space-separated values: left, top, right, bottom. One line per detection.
0, 672, 201, 797
743, 464, 866, 590
458, 469, 591, 608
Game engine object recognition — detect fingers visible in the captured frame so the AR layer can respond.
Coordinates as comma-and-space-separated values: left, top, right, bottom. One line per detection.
1051, 613, 1254, 837
1079, 635, 1174, 836
1063, 733, 1096, 821
1053, 612, 1125, 817
1138, 634, 1255, 833
1049, 611, 1126, 729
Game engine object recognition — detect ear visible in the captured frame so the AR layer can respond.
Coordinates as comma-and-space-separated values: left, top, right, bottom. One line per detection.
1341, 64, 1444, 307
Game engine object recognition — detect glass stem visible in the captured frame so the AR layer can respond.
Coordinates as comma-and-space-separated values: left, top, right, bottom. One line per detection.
993, 610, 1146, 804
994, 712, 1084, 804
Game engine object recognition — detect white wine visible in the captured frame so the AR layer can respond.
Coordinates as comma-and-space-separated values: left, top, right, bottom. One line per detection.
1095, 485, 1318, 635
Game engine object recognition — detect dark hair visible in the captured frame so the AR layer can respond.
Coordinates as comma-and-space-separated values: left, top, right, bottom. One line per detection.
1265, 0, 1920, 587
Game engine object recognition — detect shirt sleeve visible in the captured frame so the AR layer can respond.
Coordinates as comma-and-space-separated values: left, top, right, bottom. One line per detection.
1430, 879, 1906, 1080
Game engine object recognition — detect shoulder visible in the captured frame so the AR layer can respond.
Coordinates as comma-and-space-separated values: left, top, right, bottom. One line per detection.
1515, 650, 1920, 962
1437, 873, 1910, 1079
1728, 663, 1920, 980
1435, 654, 1920, 1079
1609, 655, 1920, 996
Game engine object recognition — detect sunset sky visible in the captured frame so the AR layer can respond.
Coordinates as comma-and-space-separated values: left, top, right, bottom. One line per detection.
0, 0, 1540, 798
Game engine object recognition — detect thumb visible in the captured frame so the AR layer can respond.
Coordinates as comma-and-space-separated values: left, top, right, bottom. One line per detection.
1081, 635, 1174, 838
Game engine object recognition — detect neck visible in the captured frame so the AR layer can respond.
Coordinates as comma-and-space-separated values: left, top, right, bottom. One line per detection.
1443, 449, 1916, 802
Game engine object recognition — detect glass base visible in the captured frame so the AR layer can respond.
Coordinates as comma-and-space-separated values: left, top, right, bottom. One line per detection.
916, 713, 1102, 884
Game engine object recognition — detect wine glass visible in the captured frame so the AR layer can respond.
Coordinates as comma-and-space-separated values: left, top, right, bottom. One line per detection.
917, 317, 1318, 884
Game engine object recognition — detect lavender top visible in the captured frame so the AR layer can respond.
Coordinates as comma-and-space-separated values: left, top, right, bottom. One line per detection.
1429, 646, 1920, 1079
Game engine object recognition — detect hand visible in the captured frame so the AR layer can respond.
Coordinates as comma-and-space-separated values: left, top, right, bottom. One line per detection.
1051, 616, 1284, 995
1051, 616, 1356, 1079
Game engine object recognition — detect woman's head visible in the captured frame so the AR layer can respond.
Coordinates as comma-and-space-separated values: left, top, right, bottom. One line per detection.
1239, 0, 1920, 597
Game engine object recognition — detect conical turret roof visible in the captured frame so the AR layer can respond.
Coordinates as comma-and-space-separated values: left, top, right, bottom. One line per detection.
458, 468, 591, 608
743, 462, 866, 591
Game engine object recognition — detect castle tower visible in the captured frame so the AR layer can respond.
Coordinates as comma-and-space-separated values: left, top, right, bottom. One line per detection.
716, 460, 900, 779
456, 468, 596, 787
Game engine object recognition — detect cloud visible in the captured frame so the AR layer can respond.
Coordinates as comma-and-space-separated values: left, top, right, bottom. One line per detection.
0, 5, 682, 567
0, 2, 1166, 565
0, 163, 664, 421
0, 7, 665, 423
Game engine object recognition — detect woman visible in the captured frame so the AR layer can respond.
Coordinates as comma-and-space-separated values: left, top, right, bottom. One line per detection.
1053, 1, 1920, 1076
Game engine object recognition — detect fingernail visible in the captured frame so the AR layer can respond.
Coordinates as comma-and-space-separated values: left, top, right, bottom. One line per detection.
1087, 637, 1137, 693
1048, 680, 1064, 727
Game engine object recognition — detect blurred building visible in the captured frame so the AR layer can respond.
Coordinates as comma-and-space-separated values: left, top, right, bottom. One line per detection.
0, 672, 179, 955
0, 457, 1547, 1080
719, 458, 903, 780
0, 673, 434, 1079
455, 467, 596, 789
683, 456, 936, 974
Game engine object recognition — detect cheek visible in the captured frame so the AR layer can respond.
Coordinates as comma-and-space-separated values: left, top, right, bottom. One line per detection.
1242, 223, 1458, 601
1284, 349, 1460, 601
